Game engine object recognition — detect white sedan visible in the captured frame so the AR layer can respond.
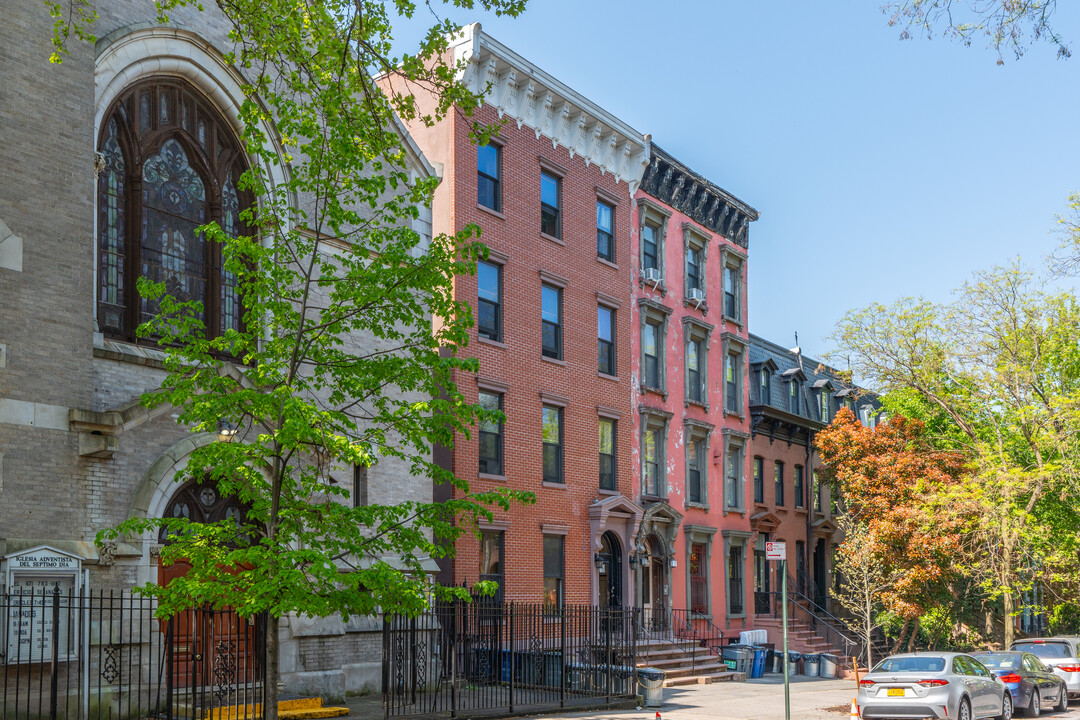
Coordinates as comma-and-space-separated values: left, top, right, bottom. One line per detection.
858, 652, 1013, 720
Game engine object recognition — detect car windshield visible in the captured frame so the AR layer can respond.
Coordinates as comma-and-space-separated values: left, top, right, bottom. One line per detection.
1013, 642, 1073, 660
975, 654, 1020, 670
873, 656, 946, 673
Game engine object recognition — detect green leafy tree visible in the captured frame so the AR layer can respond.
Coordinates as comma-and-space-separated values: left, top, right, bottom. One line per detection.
50, 1, 531, 716
832, 263, 1080, 646
832, 514, 897, 670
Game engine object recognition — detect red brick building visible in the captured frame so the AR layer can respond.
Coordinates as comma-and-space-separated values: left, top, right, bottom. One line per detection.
395, 24, 650, 607
629, 148, 760, 633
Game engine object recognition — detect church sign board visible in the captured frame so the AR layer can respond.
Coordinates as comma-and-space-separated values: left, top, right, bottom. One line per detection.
3, 546, 82, 662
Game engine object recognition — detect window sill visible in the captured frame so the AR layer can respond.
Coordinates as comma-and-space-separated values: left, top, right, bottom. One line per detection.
691, 612, 714, 621
795, 507, 807, 515
727, 612, 747, 621
598, 488, 620, 497
685, 398, 709, 412
724, 410, 745, 420
540, 231, 565, 246
685, 501, 709, 512
638, 276, 667, 296
541, 355, 567, 367
542, 481, 568, 489
598, 371, 619, 382
642, 385, 668, 401
683, 297, 709, 314
478, 472, 507, 482
477, 204, 506, 220
597, 257, 618, 270
477, 336, 508, 349
640, 494, 667, 504
723, 314, 744, 328
93, 334, 168, 369
775, 506, 789, 513
722, 507, 746, 517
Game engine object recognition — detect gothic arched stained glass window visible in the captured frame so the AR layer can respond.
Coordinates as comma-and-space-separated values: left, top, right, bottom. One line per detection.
96, 79, 250, 341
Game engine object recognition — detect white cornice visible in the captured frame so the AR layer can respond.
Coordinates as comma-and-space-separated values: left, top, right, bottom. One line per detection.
451, 22, 650, 196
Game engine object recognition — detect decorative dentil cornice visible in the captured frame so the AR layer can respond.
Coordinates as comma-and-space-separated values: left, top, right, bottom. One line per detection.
450, 23, 651, 197
640, 145, 760, 249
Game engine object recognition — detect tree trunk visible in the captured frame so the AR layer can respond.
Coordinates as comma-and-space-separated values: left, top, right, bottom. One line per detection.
906, 617, 920, 653
892, 619, 909, 654
266, 614, 280, 720
1004, 587, 1016, 649
865, 604, 874, 670
1004, 540, 1015, 649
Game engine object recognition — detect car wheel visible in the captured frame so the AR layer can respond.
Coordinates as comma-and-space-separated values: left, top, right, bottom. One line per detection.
1028, 689, 1040, 717
1055, 686, 1068, 713
959, 697, 972, 720
1000, 693, 1014, 720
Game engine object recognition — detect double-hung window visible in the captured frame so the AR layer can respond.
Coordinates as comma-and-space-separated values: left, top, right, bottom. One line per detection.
643, 323, 660, 389
640, 300, 671, 394
543, 534, 565, 608
599, 418, 616, 491
641, 409, 668, 499
687, 439, 702, 504
638, 200, 670, 285
542, 405, 563, 484
685, 421, 712, 506
598, 305, 615, 376
540, 171, 561, 239
686, 247, 702, 294
642, 224, 659, 272
788, 381, 800, 414
597, 200, 614, 261
477, 260, 502, 341
478, 391, 503, 475
774, 461, 785, 506
794, 465, 805, 509
753, 456, 764, 503
725, 439, 744, 511
725, 354, 739, 412
683, 226, 708, 304
721, 249, 745, 323
813, 471, 822, 512
541, 284, 562, 359
480, 530, 504, 600
728, 545, 744, 615
688, 340, 704, 403
477, 143, 501, 212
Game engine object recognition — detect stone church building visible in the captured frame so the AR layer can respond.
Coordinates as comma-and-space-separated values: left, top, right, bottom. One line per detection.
0, 1, 436, 698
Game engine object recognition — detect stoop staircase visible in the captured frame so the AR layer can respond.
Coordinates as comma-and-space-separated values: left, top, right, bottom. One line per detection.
635, 637, 744, 687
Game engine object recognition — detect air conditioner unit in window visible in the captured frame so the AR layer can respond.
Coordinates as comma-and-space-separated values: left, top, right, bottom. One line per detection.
642, 267, 662, 287
688, 287, 705, 307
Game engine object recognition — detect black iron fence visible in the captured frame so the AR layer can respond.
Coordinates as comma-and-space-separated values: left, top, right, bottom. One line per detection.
1, 587, 264, 720
383, 602, 636, 719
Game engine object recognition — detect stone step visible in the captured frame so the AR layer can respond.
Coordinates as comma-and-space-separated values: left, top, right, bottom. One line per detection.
664, 671, 744, 687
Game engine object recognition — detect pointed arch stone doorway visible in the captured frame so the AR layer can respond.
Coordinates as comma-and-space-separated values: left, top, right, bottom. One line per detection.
157, 478, 264, 703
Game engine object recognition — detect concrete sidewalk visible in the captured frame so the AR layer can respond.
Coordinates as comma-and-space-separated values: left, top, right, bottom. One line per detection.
342, 676, 861, 720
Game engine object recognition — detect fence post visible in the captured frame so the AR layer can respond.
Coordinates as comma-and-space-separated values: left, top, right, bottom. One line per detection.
605, 608, 612, 705
49, 584, 60, 720
559, 606, 566, 708
508, 602, 514, 714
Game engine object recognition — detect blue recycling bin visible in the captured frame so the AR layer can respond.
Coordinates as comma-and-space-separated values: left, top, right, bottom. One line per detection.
750, 647, 767, 678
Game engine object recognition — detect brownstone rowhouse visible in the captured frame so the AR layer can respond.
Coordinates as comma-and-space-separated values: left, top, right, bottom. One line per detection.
391, 24, 650, 608
0, 1, 437, 699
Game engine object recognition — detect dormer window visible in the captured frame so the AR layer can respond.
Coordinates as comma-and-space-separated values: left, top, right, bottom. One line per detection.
788, 380, 800, 414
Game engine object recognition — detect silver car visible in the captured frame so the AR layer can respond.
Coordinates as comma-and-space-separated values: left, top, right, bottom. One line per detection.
1010, 637, 1080, 699
858, 652, 1013, 720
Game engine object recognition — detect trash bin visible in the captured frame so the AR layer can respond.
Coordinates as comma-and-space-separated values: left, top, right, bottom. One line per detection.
804, 653, 821, 677
750, 647, 767, 678
772, 651, 784, 674
722, 644, 748, 672
638, 667, 665, 707
819, 654, 839, 679
787, 651, 803, 676
760, 642, 776, 673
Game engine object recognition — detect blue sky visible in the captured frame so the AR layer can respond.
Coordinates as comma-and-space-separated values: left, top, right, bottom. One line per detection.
395, 1, 1080, 362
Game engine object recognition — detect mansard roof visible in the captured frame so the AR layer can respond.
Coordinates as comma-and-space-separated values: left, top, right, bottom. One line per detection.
639, 144, 760, 249
450, 23, 650, 195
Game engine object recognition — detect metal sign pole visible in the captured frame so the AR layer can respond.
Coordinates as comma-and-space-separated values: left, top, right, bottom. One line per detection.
781, 560, 790, 720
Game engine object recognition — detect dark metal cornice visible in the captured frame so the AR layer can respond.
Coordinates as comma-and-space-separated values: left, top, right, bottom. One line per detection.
640, 144, 759, 248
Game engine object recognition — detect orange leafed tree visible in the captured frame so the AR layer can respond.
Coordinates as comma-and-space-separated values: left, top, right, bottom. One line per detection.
817, 408, 970, 647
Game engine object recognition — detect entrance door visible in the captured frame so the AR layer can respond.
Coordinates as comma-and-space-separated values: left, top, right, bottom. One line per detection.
813, 541, 827, 608
642, 535, 667, 632
598, 532, 622, 609
754, 548, 771, 614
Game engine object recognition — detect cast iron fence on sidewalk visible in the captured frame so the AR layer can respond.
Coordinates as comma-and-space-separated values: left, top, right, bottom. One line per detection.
383, 601, 636, 719
1, 587, 265, 720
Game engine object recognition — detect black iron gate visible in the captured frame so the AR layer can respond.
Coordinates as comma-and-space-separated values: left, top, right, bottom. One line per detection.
0, 587, 265, 720
383, 601, 636, 718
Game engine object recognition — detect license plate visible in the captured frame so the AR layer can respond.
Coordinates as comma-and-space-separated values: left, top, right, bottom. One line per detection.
887, 688, 905, 697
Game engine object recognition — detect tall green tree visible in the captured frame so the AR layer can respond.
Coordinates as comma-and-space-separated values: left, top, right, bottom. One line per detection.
832, 263, 1080, 646
50, 1, 531, 715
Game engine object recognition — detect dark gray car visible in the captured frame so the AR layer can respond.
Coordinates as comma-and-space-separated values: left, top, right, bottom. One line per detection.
972, 651, 1067, 716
